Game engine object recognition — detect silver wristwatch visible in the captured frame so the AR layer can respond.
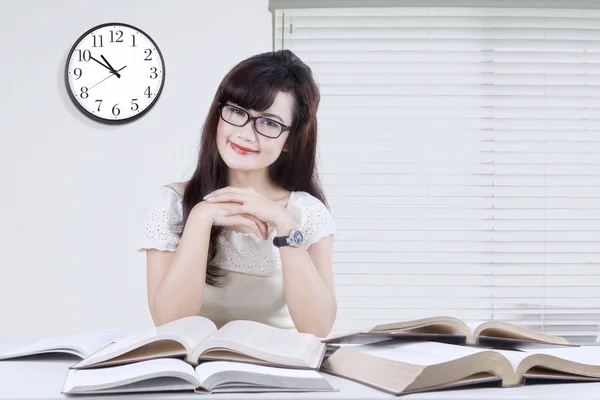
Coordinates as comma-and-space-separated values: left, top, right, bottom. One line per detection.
273, 226, 305, 248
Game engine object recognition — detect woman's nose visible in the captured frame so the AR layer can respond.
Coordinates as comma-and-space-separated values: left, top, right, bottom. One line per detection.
238, 119, 258, 141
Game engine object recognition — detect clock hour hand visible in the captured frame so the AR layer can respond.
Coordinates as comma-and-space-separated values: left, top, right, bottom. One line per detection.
100, 55, 121, 78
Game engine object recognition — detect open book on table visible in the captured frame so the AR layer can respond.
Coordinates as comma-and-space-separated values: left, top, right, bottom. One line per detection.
323, 316, 573, 347
322, 340, 600, 396
62, 358, 336, 395
0, 329, 124, 361
71, 316, 325, 370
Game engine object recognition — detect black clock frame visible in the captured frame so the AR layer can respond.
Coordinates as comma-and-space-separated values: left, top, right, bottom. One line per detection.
64, 22, 166, 125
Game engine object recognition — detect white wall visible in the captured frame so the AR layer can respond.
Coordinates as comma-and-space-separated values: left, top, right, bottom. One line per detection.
0, 0, 271, 339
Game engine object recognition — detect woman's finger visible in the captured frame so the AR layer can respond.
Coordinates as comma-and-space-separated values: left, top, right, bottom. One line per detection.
216, 215, 265, 240
219, 205, 268, 240
243, 217, 263, 237
205, 193, 246, 204
243, 214, 269, 240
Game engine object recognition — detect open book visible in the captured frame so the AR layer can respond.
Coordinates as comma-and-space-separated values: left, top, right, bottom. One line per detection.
62, 358, 336, 394
323, 316, 573, 347
0, 329, 124, 360
71, 316, 325, 370
322, 340, 600, 396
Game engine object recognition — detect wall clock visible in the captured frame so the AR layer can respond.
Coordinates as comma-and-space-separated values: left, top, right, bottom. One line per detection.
65, 22, 166, 124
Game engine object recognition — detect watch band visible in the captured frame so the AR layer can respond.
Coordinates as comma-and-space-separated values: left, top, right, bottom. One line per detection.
273, 236, 289, 247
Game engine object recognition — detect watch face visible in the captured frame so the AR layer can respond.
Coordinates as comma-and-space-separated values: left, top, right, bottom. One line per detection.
65, 23, 166, 124
291, 230, 304, 245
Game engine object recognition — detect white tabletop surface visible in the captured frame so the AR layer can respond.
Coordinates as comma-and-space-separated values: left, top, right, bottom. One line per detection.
2, 340, 600, 399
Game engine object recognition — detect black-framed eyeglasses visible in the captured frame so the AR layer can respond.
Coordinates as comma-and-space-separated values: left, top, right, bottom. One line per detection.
218, 103, 291, 139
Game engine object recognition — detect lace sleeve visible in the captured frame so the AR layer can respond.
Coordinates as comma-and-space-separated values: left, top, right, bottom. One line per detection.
302, 197, 338, 249
137, 186, 183, 252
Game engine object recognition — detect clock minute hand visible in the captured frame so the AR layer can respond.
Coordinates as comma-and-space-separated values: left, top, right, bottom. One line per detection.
89, 55, 113, 73
101, 55, 121, 78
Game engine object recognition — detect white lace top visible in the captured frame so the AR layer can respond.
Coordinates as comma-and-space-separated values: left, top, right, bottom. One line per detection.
137, 184, 338, 331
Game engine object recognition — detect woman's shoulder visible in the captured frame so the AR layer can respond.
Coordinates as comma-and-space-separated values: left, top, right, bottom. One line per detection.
290, 190, 330, 210
289, 190, 335, 224
141, 181, 189, 213
289, 190, 338, 247
138, 182, 188, 252
162, 181, 188, 197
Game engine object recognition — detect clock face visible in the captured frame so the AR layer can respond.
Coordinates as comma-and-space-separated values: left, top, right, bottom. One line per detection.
65, 23, 165, 123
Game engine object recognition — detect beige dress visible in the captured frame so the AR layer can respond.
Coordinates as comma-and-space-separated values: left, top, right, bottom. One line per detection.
137, 184, 338, 331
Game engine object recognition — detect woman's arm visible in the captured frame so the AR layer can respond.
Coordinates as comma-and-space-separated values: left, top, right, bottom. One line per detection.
276, 218, 337, 338
147, 207, 212, 326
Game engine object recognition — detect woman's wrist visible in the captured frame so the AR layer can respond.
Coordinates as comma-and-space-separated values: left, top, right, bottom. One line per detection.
190, 203, 214, 228
275, 212, 297, 235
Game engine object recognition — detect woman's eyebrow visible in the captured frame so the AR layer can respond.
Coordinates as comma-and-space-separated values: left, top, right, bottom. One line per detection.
259, 111, 284, 123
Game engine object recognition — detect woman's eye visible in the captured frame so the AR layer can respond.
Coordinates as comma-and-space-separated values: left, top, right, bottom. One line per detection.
261, 119, 278, 127
231, 108, 244, 115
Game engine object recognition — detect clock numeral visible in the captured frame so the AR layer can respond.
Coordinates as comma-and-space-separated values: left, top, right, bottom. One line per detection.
144, 49, 152, 61
150, 67, 158, 79
131, 35, 137, 47
73, 68, 82, 80
80, 87, 89, 99
131, 99, 139, 111
144, 86, 152, 98
112, 104, 121, 116
76, 49, 91, 62
92, 35, 103, 48
95, 99, 102, 112
110, 30, 123, 43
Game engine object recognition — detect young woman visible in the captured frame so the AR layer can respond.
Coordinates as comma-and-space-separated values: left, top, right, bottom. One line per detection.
137, 50, 338, 338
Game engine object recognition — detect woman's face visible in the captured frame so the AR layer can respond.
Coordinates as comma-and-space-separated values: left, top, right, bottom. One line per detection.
216, 91, 294, 172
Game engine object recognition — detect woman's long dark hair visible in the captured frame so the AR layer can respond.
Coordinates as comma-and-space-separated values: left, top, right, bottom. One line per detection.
179, 49, 329, 286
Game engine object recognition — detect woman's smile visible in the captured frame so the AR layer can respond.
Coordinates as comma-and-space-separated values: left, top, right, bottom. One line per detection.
230, 141, 259, 155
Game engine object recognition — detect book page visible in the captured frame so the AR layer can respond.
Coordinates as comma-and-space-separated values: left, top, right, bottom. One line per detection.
466, 322, 487, 334
73, 316, 216, 367
354, 341, 494, 367
62, 358, 199, 394
158, 316, 217, 351
470, 321, 569, 346
195, 320, 321, 367
373, 316, 468, 336
195, 360, 326, 382
513, 344, 600, 365
194, 361, 333, 391
489, 349, 530, 371
0, 329, 124, 360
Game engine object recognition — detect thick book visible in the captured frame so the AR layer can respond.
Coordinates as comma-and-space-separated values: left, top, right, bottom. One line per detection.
323, 316, 573, 347
0, 329, 124, 360
321, 340, 600, 396
71, 316, 325, 370
62, 359, 336, 394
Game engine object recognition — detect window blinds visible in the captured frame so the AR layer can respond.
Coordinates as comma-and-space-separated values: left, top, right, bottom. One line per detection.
272, 5, 600, 344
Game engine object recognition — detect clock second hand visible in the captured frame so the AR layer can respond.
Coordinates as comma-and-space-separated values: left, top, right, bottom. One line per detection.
88, 65, 127, 91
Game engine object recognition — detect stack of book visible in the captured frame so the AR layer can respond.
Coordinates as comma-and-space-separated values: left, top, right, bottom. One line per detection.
2, 315, 600, 396
321, 316, 600, 396
0, 316, 336, 395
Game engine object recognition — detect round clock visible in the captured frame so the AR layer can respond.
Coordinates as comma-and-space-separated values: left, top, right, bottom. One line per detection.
64, 22, 166, 124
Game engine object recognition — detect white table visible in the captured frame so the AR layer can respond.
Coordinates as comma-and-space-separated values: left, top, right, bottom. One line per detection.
2, 342, 600, 399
